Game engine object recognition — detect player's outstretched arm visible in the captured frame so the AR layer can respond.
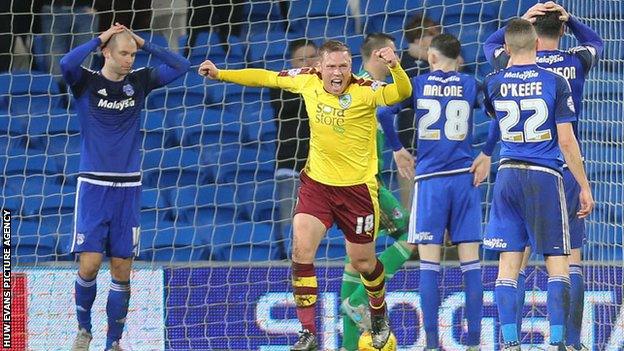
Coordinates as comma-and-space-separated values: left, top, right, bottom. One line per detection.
557, 122, 594, 218
199, 60, 303, 91
375, 47, 412, 105
60, 24, 125, 85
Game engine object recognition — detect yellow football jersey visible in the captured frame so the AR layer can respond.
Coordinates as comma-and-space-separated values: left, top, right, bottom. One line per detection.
218, 65, 411, 186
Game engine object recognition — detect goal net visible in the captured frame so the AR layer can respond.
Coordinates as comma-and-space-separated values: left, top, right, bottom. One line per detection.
1, 0, 622, 350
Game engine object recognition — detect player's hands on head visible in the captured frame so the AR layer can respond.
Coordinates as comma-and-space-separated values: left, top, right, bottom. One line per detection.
469, 152, 491, 186
543, 1, 570, 22
198, 60, 219, 79
376, 47, 399, 68
577, 188, 594, 218
98, 24, 126, 47
393, 147, 415, 180
120, 23, 145, 48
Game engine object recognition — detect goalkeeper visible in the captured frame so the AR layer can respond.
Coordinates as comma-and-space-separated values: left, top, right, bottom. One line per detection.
62, 24, 190, 351
338, 33, 414, 351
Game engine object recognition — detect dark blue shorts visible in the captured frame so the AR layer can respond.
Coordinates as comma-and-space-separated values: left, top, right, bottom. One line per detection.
485, 163, 570, 256
70, 177, 141, 258
407, 172, 482, 245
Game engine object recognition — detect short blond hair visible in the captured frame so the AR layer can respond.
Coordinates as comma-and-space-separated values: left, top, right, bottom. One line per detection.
319, 40, 351, 58
504, 18, 537, 53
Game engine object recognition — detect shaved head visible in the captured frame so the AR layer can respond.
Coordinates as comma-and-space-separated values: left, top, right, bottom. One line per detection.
102, 30, 138, 78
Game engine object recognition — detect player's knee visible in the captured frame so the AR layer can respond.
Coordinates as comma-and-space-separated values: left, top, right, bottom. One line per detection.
350, 256, 376, 275
78, 255, 102, 280
568, 248, 582, 265
110, 258, 132, 281
79, 265, 99, 280
291, 244, 314, 263
545, 255, 570, 277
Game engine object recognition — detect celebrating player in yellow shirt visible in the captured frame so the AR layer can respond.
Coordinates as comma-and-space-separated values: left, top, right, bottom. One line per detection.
199, 40, 412, 351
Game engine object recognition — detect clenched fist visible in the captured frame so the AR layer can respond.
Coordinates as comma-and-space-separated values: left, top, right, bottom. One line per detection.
198, 60, 219, 79
375, 47, 399, 68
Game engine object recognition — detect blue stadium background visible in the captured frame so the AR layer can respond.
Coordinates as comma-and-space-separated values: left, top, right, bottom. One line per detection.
2, 0, 622, 264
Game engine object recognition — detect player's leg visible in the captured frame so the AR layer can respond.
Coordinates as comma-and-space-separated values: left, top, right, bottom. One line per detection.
484, 167, 529, 349
70, 179, 109, 351
290, 213, 326, 350
105, 185, 141, 351
341, 183, 412, 332
449, 173, 484, 349
106, 257, 133, 351
408, 177, 450, 350
336, 178, 390, 349
566, 249, 585, 350
543, 255, 571, 350
417, 244, 442, 351
290, 172, 332, 350
496, 251, 525, 349
516, 246, 531, 339
72, 252, 103, 351
563, 168, 587, 351
458, 243, 482, 350
527, 170, 571, 349
340, 260, 364, 351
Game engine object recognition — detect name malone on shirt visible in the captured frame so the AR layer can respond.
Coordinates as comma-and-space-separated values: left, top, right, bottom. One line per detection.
423, 84, 463, 97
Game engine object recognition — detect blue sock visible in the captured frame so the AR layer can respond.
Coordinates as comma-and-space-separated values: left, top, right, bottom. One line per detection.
547, 275, 571, 345
516, 268, 527, 340
461, 260, 482, 346
495, 279, 519, 344
566, 265, 584, 348
75, 273, 97, 333
420, 260, 440, 349
106, 280, 131, 349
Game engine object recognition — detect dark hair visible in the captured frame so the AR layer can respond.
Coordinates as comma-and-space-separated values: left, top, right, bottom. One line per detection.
288, 39, 318, 58
360, 33, 395, 59
505, 18, 538, 52
533, 10, 564, 39
319, 40, 351, 57
429, 33, 461, 59
404, 13, 440, 43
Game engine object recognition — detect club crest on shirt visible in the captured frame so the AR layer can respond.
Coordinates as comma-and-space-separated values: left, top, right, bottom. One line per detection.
123, 84, 135, 97
338, 93, 351, 109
